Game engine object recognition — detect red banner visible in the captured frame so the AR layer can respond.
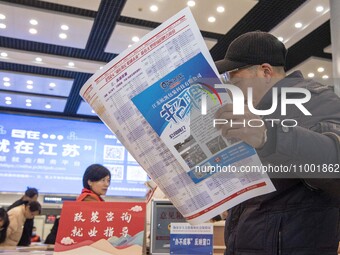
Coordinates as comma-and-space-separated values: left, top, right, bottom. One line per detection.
54, 201, 146, 255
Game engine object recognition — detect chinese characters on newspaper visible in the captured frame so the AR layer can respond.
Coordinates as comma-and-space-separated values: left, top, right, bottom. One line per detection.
80, 7, 275, 224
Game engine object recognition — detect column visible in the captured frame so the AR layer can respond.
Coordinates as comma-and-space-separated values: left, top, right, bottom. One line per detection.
330, 0, 340, 96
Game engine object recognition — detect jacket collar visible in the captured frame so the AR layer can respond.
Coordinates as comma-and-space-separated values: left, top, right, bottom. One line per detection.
80, 188, 104, 201
257, 70, 304, 109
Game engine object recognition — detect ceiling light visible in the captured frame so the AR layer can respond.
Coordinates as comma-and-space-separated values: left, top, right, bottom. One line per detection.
26, 99, 32, 103
3, 77, 10, 82
26, 103, 32, 107
27, 80, 33, 85
0, 23, 6, 29
68, 62, 75, 67
317, 67, 324, 72
0, 14, 6, 20
4, 82, 11, 87
5, 96, 11, 101
49, 82, 56, 87
208, 16, 216, 23
45, 103, 52, 109
322, 75, 329, 79
187, 1, 195, 7
307, 73, 315, 78
294, 22, 302, 28
91, 110, 95, 113
5, 101, 11, 105
316, 6, 324, 12
132, 36, 139, 42
35, 57, 42, 62
99, 66, 103, 69
150, 5, 158, 12
61, 25, 69, 31
29, 28, 37, 34
27, 85, 33, 89
277, 37, 284, 42
217, 6, 225, 13
0, 52, 8, 57
30, 19, 38, 25
59, 33, 67, 39
128, 44, 132, 48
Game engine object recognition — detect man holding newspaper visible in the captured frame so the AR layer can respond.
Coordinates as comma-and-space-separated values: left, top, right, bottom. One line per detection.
215, 31, 340, 255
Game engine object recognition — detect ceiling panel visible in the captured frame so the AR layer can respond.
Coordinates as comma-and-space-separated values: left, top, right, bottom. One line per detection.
0, 48, 106, 74
40, 0, 101, 11
288, 57, 333, 86
121, 0, 258, 34
204, 38, 218, 50
105, 23, 218, 54
77, 100, 96, 116
270, 0, 329, 48
0, 91, 67, 112
0, 70, 74, 97
0, 3, 94, 49
105, 23, 153, 54
324, 45, 332, 54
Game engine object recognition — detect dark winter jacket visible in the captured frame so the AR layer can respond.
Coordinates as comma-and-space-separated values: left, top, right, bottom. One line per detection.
224, 71, 340, 255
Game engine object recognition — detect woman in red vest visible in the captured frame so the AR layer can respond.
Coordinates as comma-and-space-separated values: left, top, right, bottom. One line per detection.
76, 164, 111, 202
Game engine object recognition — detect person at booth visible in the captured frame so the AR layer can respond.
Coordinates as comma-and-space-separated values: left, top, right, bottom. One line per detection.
77, 164, 111, 202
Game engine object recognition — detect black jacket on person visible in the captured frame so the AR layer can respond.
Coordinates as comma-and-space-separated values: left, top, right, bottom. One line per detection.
7, 199, 33, 246
44, 217, 60, 245
224, 71, 340, 255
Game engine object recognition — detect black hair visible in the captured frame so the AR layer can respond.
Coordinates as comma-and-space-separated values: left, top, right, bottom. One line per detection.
25, 187, 39, 198
27, 201, 41, 214
0, 208, 9, 244
82, 164, 111, 190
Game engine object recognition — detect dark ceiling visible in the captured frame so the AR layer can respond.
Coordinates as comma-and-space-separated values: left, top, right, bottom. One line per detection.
0, 0, 332, 120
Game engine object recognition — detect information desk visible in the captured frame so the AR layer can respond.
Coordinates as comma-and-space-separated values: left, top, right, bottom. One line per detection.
0, 244, 54, 254
150, 199, 226, 255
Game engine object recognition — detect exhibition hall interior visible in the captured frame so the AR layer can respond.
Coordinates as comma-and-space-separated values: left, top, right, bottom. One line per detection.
0, 0, 338, 254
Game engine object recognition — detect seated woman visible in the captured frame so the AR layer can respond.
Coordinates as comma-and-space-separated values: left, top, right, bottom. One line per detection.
0, 208, 9, 244
77, 164, 111, 202
0, 201, 41, 246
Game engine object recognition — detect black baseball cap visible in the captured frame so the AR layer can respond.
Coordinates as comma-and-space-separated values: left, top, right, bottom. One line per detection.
215, 31, 287, 74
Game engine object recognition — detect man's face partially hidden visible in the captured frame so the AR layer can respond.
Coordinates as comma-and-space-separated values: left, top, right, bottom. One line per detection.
228, 66, 263, 106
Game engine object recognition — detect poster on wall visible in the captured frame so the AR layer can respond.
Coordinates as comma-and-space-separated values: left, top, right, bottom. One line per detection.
54, 201, 146, 255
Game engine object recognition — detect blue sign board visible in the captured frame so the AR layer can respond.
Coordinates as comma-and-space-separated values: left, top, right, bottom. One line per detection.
0, 113, 148, 197
170, 223, 213, 255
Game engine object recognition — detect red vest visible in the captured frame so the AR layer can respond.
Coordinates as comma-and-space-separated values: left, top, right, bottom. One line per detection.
76, 188, 104, 202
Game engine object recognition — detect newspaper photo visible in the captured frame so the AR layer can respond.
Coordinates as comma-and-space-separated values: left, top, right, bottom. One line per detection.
80, 7, 275, 224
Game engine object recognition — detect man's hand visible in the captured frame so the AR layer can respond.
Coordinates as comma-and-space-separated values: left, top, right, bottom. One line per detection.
215, 104, 267, 149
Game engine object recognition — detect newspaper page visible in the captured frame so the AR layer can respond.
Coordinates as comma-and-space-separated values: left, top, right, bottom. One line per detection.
80, 7, 275, 224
